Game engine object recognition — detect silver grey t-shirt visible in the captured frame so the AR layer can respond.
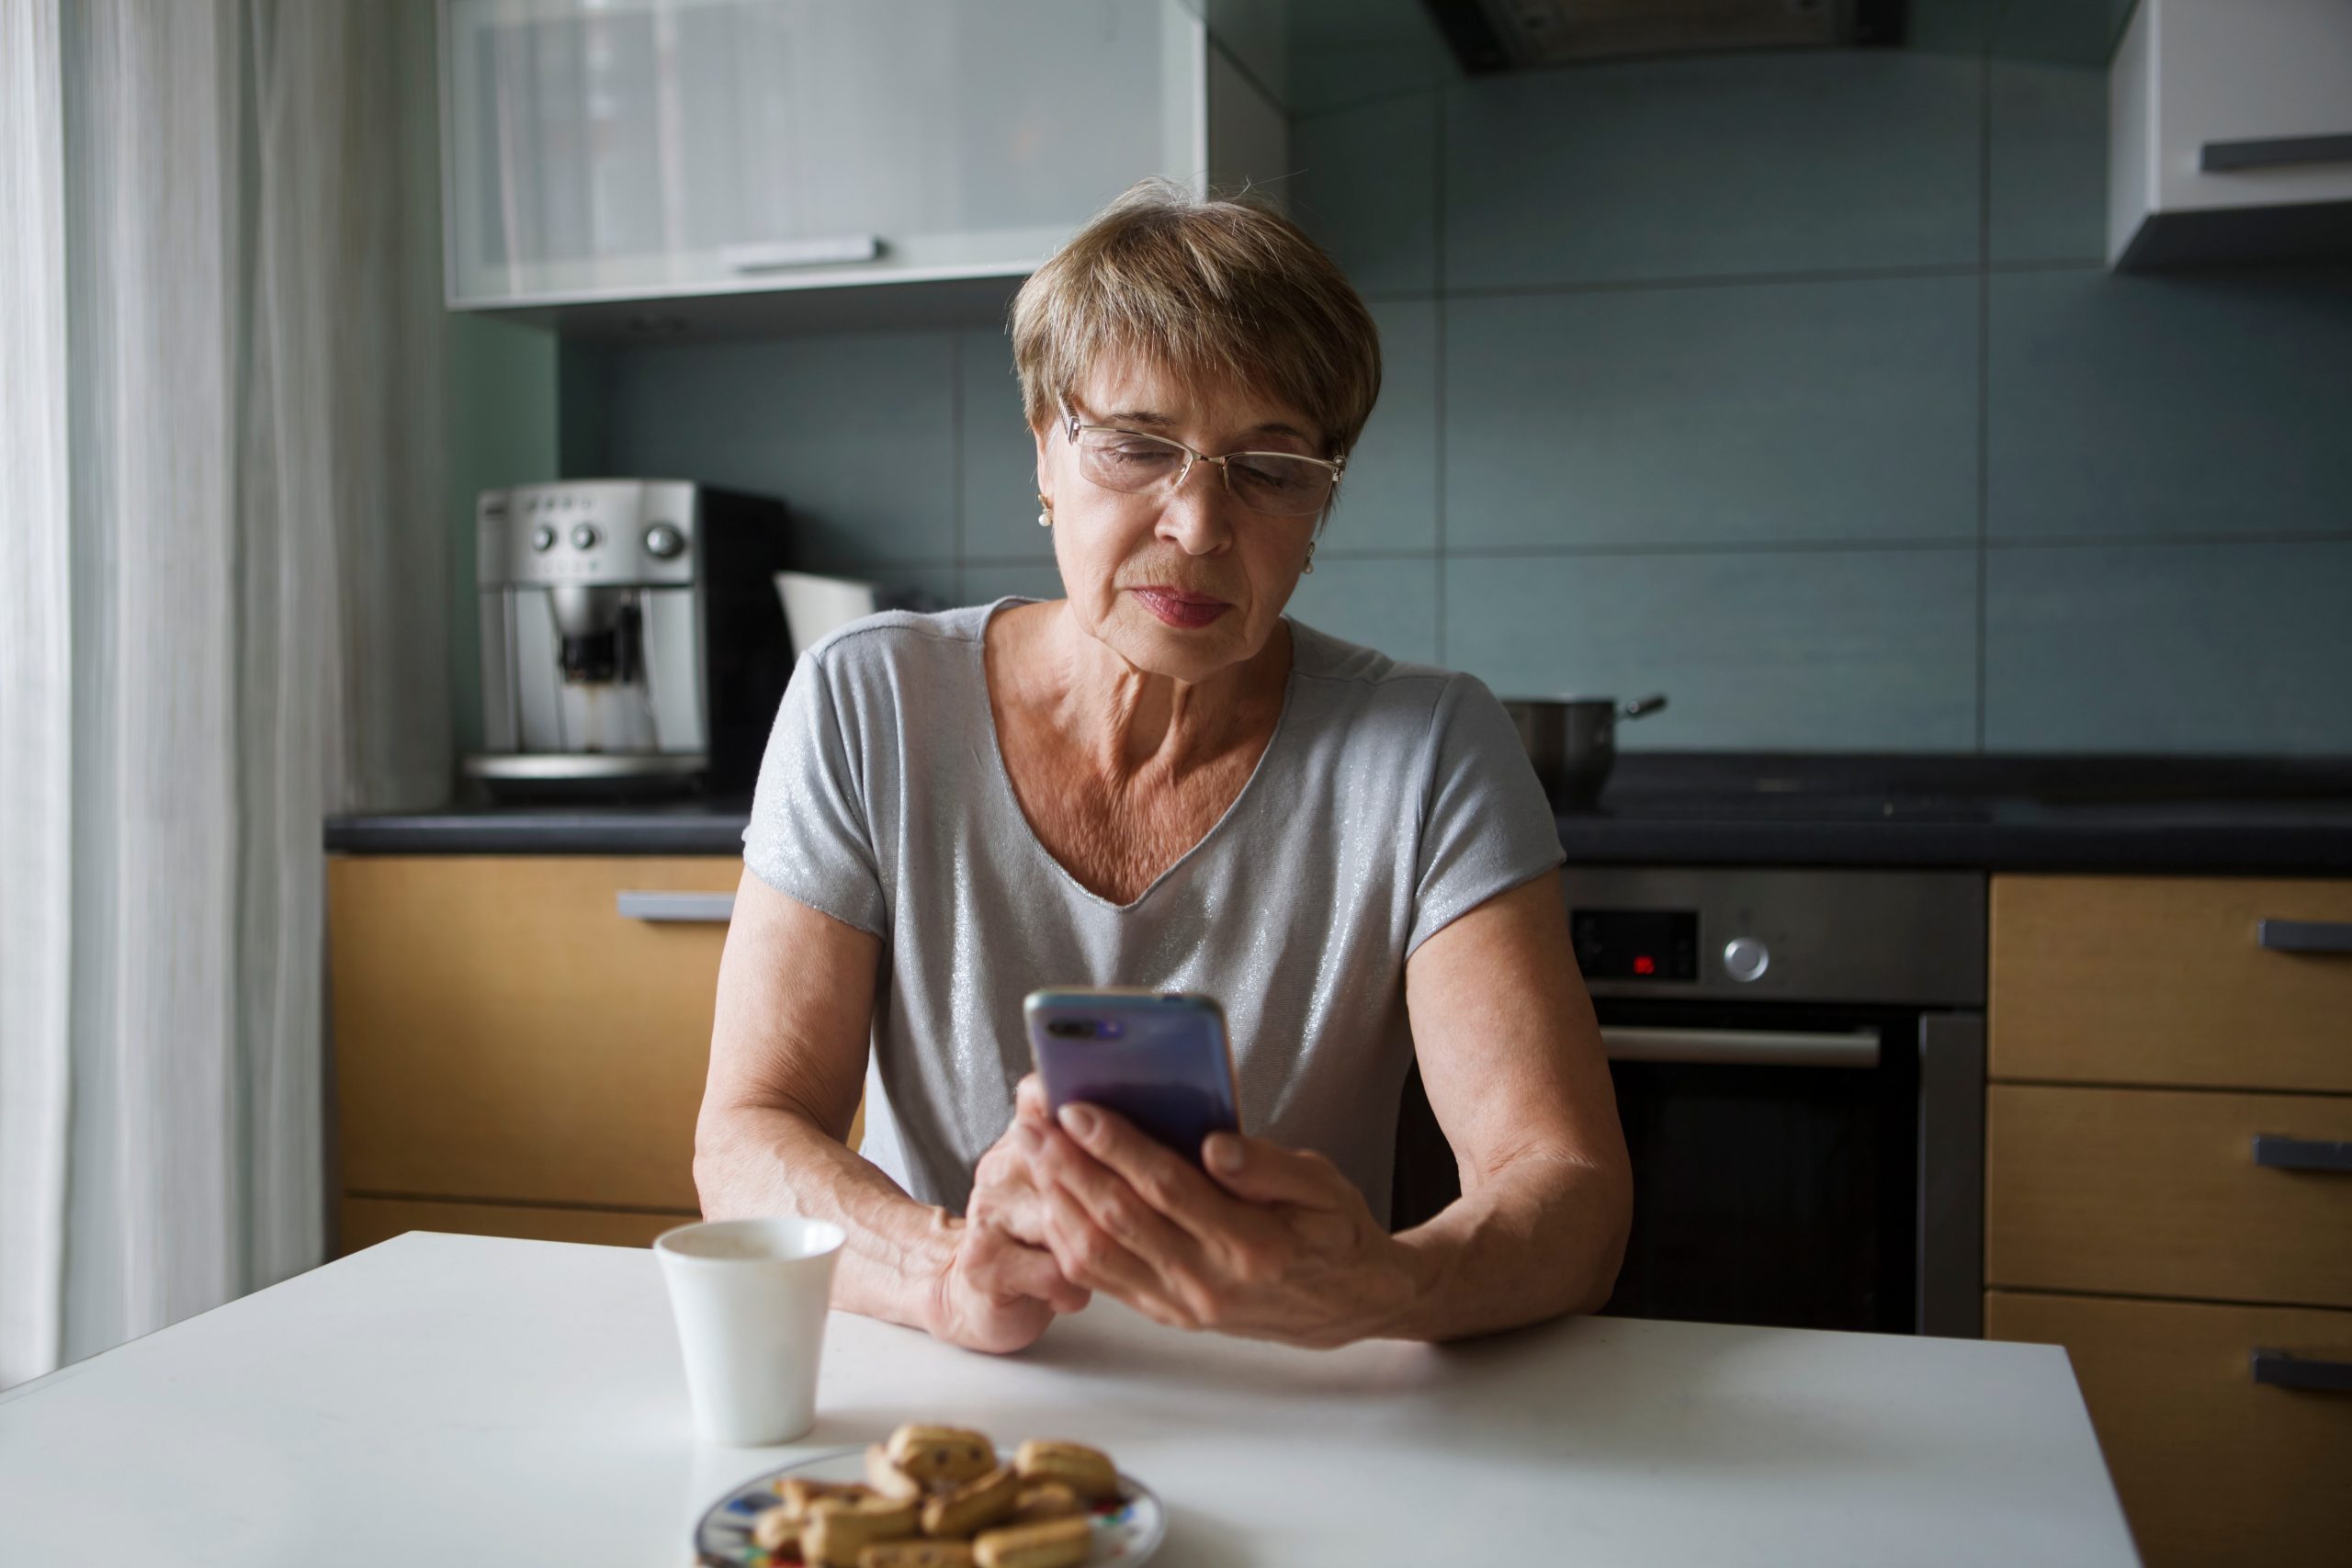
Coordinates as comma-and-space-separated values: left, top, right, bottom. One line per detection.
741, 600, 1565, 1224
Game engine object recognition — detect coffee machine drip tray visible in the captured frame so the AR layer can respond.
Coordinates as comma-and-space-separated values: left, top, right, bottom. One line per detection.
464, 751, 707, 801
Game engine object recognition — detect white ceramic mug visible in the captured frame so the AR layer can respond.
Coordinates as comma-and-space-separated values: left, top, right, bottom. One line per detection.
655, 1216, 846, 1446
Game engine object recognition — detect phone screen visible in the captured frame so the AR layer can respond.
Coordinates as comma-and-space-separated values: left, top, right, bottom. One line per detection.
1024, 990, 1240, 1166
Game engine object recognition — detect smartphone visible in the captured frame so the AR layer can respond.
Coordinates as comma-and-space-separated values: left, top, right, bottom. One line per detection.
1023, 988, 1241, 1167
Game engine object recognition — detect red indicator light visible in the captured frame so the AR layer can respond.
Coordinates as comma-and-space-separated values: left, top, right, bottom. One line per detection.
1633, 954, 1657, 976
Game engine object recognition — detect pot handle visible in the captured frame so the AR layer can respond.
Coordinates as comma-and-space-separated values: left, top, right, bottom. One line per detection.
1621, 694, 1668, 719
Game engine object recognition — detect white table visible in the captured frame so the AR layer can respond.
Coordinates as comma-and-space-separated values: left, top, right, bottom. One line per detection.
0, 1233, 2137, 1565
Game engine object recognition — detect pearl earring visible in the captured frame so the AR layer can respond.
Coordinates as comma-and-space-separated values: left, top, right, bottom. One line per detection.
1302, 540, 1317, 575
1036, 492, 1053, 528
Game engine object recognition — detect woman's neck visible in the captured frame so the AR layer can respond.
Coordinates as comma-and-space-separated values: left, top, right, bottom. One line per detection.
1024, 602, 1291, 783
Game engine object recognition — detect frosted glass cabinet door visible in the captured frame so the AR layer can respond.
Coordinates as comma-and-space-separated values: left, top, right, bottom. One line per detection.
441, 0, 1209, 307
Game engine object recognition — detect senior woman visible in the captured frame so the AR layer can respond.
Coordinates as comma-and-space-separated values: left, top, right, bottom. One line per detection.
695, 179, 1630, 1355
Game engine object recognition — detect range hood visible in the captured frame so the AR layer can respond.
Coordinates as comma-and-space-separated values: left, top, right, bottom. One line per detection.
1422, 0, 1906, 71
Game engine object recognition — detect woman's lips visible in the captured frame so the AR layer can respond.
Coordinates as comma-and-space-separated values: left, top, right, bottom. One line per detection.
1130, 587, 1232, 629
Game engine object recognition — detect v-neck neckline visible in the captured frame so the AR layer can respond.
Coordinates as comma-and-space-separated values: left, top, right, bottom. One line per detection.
973, 597, 1300, 916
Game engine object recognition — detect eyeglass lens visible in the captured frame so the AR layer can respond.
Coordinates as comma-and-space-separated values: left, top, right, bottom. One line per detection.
1075, 429, 1333, 516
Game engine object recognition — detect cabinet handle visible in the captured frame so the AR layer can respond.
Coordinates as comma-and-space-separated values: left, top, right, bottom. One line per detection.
2252, 1134, 2352, 1174
2256, 918, 2352, 954
616, 891, 736, 924
2250, 1348, 2352, 1393
2200, 132, 2352, 173
721, 235, 883, 273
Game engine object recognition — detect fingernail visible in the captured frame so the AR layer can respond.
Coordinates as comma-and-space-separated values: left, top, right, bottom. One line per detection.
1206, 1134, 1244, 1174
1058, 1103, 1099, 1140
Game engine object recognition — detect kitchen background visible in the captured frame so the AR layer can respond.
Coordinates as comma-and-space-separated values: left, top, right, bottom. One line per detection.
442, 0, 2351, 762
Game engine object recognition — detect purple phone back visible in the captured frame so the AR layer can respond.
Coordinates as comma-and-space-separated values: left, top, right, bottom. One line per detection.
1026, 992, 1240, 1165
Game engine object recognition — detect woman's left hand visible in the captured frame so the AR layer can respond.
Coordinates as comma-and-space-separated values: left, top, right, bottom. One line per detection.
1011, 1100, 1423, 1349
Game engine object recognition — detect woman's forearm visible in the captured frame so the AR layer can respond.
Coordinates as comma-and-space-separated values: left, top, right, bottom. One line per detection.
1383, 1148, 1630, 1342
693, 1103, 959, 1334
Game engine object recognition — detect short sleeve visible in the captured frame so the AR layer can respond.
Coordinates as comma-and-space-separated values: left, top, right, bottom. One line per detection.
1405, 674, 1566, 956
741, 649, 889, 938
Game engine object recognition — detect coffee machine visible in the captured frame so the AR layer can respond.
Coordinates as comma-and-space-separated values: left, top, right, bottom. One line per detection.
464, 479, 792, 797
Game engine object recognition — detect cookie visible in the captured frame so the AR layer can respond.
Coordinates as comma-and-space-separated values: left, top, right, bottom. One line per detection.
784, 1478, 878, 1518
803, 1495, 922, 1568
920, 1464, 1020, 1539
751, 1506, 800, 1553
864, 1444, 926, 1503
1006, 1482, 1083, 1527
859, 1542, 974, 1568
1012, 1440, 1119, 1504
886, 1424, 997, 1485
972, 1515, 1091, 1568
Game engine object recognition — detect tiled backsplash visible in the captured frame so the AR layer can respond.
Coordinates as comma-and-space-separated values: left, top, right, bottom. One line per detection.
537, 37, 2352, 757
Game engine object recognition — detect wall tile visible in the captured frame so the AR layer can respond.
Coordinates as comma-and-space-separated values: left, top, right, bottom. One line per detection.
1445, 277, 1978, 549
1283, 0, 1454, 118
1283, 554, 1441, 665
1335, 299, 1439, 553
1292, 91, 1437, 296
1985, 542, 2352, 753
1444, 51, 1982, 288
961, 558, 1068, 608
959, 326, 1044, 561
1989, 62, 2108, 264
601, 333, 956, 572
1991, 0, 2137, 67
1444, 549, 1980, 750
1906, 0, 1991, 54
1988, 268, 2352, 539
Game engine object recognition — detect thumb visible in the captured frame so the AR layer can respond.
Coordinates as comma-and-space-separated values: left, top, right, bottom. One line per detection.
1200, 1133, 1346, 1209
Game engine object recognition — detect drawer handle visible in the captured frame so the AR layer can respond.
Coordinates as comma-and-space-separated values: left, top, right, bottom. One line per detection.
2200, 132, 2352, 173
2256, 918, 2352, 954
2252, 1134, 2352, 1174
2251, 1348, 2352, 1393
616, 891, 736, 924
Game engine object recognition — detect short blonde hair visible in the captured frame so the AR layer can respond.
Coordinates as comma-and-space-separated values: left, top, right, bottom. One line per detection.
1010, 179, 1382, 461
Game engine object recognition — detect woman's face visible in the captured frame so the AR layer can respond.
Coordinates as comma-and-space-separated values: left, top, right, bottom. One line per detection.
1035, 357, 1323, 685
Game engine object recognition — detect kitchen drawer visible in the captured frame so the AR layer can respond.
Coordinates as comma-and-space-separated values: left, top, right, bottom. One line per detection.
1987, 1290, 2352, 1568
1990, 875, 2352, 1092
330, 854, 742, 1210
1986, 1083, 2352, 1307
340, 1197, 693, 1256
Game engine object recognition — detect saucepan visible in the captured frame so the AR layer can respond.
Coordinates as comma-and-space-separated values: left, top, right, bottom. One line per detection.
1501, 694, 1668, 809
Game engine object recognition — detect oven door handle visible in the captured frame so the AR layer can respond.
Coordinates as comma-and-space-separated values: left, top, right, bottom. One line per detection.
1600, 1025, 1883, 1069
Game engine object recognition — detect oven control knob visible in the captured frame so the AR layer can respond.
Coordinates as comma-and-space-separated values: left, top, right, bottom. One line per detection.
570, 523, 601, 551
642, 521, 686, 559
1723, 937, 1770, 984
529, 524, 557, 553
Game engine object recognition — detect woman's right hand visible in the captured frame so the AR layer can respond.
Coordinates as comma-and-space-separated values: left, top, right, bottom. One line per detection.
927, 1077, 1090, 1354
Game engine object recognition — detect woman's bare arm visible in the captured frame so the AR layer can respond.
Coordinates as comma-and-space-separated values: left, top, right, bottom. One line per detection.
695, 870, 1081, 1349
1385, 870, 1633, 1339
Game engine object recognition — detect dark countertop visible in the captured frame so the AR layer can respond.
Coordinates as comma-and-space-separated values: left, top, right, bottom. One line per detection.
323, 754, 2352, 875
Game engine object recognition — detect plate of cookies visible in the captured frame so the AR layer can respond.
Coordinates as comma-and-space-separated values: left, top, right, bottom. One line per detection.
695, 1423, 1165, 1568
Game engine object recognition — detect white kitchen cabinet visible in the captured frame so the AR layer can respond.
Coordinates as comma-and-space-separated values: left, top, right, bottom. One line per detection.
439, 0, 1284, 318
2109, 0, 2352, 266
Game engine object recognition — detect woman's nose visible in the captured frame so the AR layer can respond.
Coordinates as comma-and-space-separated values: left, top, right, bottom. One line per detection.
1157, 460, 1237, 554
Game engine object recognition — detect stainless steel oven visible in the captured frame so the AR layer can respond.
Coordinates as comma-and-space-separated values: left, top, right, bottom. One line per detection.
1394, 866, 1986, 1337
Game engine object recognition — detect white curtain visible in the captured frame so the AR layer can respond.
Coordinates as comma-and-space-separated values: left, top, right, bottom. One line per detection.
0, 0, 449, 1386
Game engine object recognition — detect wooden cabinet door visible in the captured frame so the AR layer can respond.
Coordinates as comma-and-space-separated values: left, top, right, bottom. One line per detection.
1988, 1291, 2352, 1568
1986, 1083, 2352, 1307
331, 855, 741, 1211
341, 1197, 692, 1254
1990, 876, 2352, 1093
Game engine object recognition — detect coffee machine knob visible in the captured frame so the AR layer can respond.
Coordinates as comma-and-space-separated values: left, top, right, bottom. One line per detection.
529, 524, 557, 553
643, 522, 686, 559
570, 523, 601, 551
